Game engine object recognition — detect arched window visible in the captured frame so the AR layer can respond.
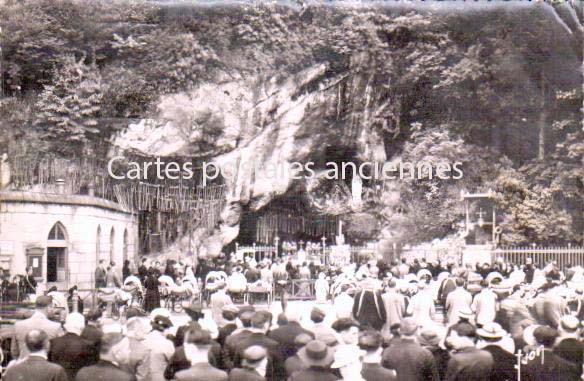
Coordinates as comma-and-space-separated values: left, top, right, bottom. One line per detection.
123, 229, 129, 262
110, 227, 115, 263
47, 222, 67, 283
48, 223, 66, 240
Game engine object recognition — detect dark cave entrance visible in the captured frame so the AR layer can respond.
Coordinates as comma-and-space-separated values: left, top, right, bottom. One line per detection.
233, 144, 375, 248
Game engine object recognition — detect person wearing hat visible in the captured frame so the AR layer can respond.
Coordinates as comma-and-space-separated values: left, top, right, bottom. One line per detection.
331, 344, 366, 381
417, 327, 448, 381
382, 317, 438, 381
406, 282, 436, 328
183, 301, 219, 341
359, 331, 396, 381
224, 309, 257, 369
218, 304, 239, 347
210, 281, 234, 324
309, 307, 337, 344
445, 278, 472, 325
268, 308, 314, 361
144, 314, 175, 381
11, 294, 63, 360
121, 317, 151, 381
232, 311, 286, 380
381, 279, 407, 338
75, 332, 133, 381
444, 323, 493, 381
143, 267, 161, 312
288, 340, 337, 381
284, 333, 312, 377
331, 318, 360, 347
174, 327, 228, 381
523, 326, 580, 381
165, 321, 223, 379
476, 322, 515, 381
48, 312, 95, 380
471, 281, 498, 328
229, 345, 268, 381
553, 315, 583, 368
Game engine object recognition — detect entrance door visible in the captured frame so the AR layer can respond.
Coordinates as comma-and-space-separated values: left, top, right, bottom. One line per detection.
47, 222, 68, 286
47, 247, 66, 282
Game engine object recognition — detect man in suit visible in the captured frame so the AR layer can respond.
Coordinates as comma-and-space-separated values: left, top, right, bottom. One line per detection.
445, 278, 473, 325
121, 317, 151, 381
382, 317, 439, 381
4, 329, 68, 381
359, 331, 396, 381
476, 322, 515, 381
49, 313, 96, 381
523, 326, 580, 381
210, 282, 234, 324
288, 340, 337, 381
75, 332, 134, 381
553, 314, 583, 368
233, 311, 284, 380
95, 260, 107, 288
284, 334, 312, 377
11, 295, 63, 360
138, 258, 149, 283
217, 305, 239, 347
381, 279, 406, 337
175, 328, 228, 381
229, 346, 268, 381
444, 323, 493, 381
268, 309, 314, 361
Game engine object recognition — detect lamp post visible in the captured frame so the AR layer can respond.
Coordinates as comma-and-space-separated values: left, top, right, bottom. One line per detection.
321, 236, 327, 266
274, 236, 280, 259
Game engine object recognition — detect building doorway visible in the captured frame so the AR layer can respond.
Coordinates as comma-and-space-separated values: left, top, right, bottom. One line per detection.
47, 222, 67, 284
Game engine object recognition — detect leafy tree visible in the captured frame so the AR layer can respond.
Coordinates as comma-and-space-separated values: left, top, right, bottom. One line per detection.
34, 56, 104, 155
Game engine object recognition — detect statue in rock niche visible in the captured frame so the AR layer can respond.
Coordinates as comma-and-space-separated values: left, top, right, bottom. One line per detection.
0, 153, 11, 190
351, 174, 362, 208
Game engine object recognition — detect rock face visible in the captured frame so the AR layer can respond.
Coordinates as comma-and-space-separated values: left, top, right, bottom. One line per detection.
113, 61, 390, 258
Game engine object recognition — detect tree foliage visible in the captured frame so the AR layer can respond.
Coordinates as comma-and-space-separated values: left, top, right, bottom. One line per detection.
0, 0, 581, 244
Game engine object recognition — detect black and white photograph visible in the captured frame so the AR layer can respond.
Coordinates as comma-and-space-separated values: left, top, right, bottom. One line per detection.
0, 0, 582, 380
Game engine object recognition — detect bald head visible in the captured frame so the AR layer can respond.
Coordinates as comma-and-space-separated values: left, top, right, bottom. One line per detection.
25, 329, 49, 353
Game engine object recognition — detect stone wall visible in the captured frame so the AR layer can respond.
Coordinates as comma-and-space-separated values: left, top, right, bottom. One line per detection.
0, 191, 139, 290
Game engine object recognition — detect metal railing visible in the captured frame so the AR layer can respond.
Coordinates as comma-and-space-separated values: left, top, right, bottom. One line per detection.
494, 246, 584, 269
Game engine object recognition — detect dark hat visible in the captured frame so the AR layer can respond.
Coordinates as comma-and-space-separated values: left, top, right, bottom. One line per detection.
297, 340, 334, 367
331, 318, 360, 333
400, 317, 418, 336
533, 326, 558, 347
310, 307, 326, 322
417, 328, 441, 347
186, 328, 213, 346
184, 302, 203, 319
242, 345, 267, 365
358, 331, 383, 350
36, 295, 53, 308
152, 315, 173, 330
251, 311, 271, 328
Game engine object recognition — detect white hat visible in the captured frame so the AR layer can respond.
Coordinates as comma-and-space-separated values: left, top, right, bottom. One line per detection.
64, 312, 85, 335
149, 307, 171, 320
330, 345, 365, 369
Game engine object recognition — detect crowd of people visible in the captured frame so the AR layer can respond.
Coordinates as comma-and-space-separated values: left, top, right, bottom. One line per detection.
0, 266, 38, 302
2, 252, 584, 380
